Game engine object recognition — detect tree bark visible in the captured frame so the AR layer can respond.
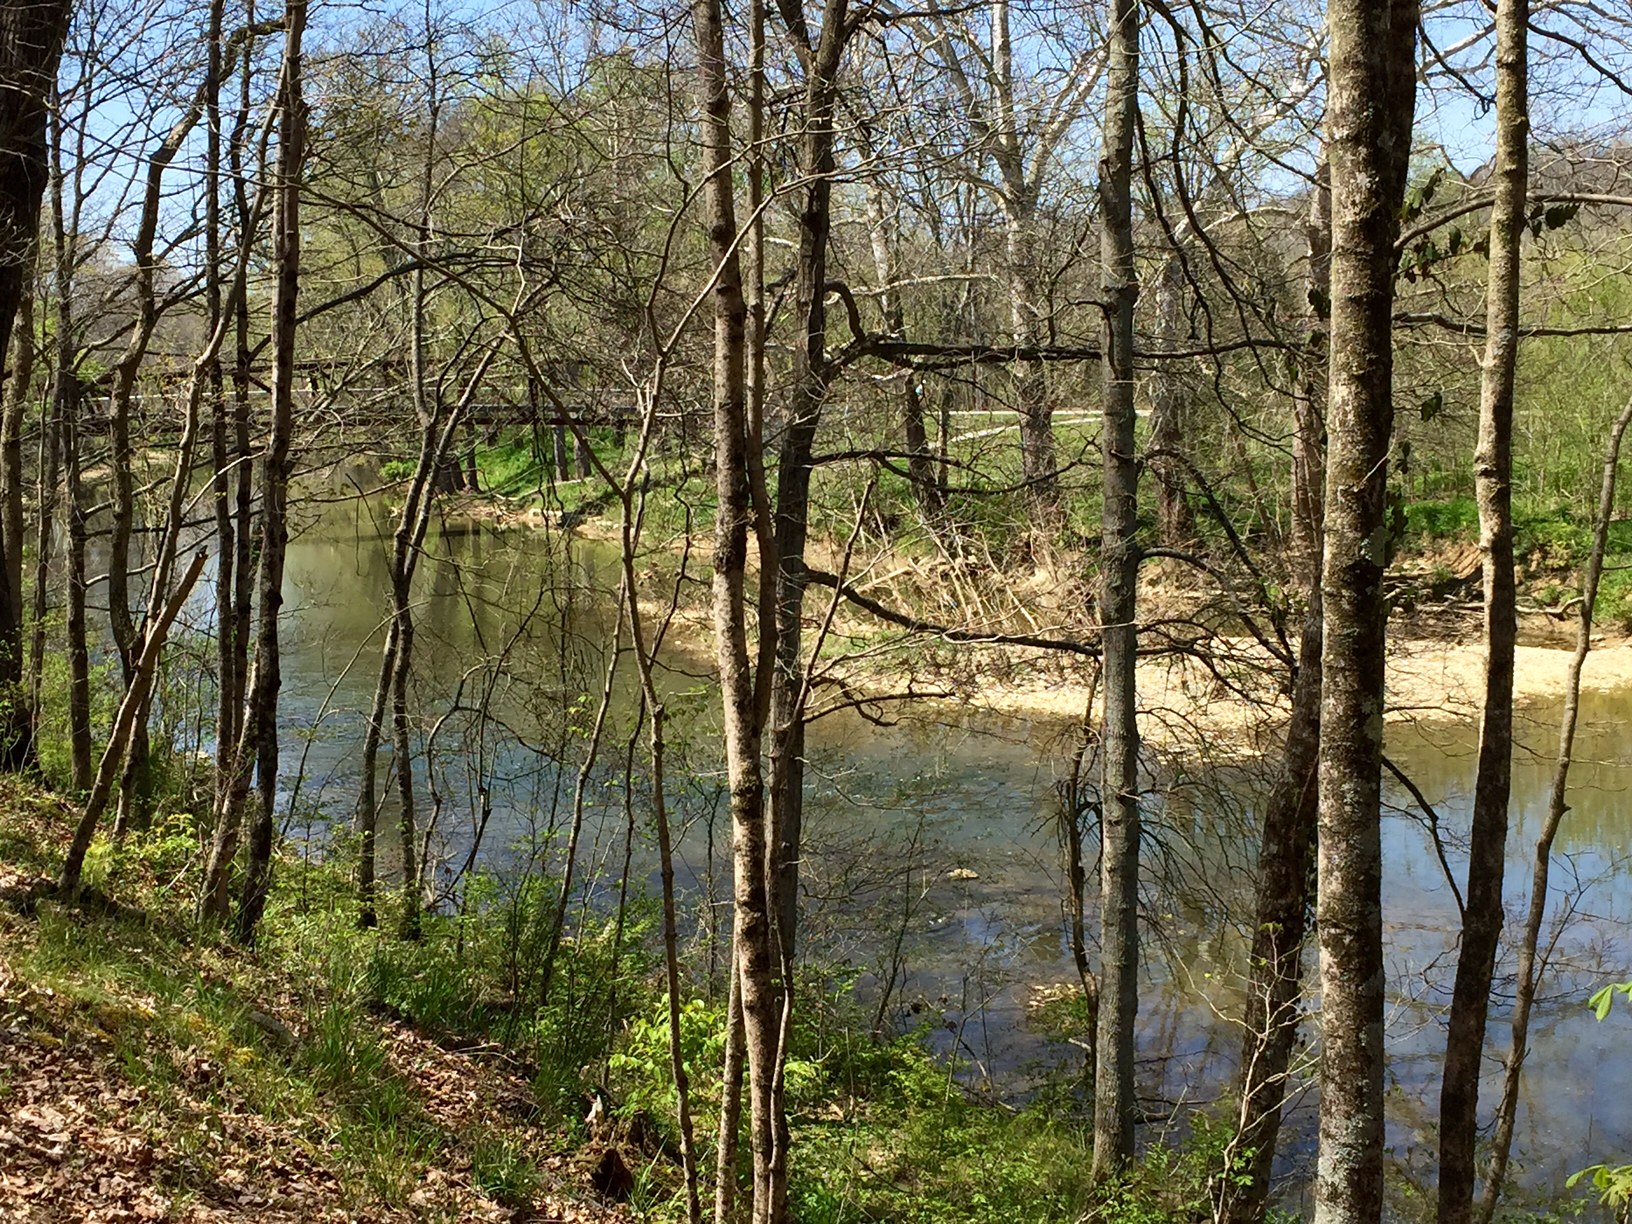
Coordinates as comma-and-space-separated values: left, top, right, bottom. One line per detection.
0, 0, 72, 769
690, 0, 779, 1213
1314, 5, 1417, 1222
1148, 252, 1192, 545
205, 0, 239, 860
237, 0, 306, 944
1476, 395, 1632, 1224
26, 302, 57, 727
1218, 159, 1330, 1224
46, 102, 93, 792
1091, 0, 1140, 1180
763, 9, 851, 1217
1438, 0, 1527, 1217
2, 283, 32, 695
355, 619, 398, 927
863, 181, 940, 516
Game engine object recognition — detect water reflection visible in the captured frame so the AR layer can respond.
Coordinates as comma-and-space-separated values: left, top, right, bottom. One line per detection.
83, 486, 1632, 1211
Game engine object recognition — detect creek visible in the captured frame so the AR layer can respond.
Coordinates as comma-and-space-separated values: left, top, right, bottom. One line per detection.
118, 481, 1632, 1213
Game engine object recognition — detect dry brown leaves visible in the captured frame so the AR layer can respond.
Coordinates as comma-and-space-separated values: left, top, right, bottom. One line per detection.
0, 927, 630, 1224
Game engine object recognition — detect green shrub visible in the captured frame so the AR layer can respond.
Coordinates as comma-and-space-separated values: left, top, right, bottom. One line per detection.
1405, 496, 1478, 542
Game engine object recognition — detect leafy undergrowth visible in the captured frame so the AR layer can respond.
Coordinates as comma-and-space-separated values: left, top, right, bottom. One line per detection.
0, 784, 630, 1223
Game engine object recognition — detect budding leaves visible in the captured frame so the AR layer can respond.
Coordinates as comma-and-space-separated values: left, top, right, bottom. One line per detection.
1588, 979, 1632, 1022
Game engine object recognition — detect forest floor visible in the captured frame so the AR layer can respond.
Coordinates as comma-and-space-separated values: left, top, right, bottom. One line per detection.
0, 790, 631, 1224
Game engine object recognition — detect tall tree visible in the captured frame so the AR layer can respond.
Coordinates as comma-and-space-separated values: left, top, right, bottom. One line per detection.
1477, 394, 1632, 1224
0, 0, 74, 768
1314, 0, 1417, 1220
1436, 0, 1528, 1218
1218, 157, 1330, 1224
688, 0, 783, 1216
926, 0, 1105, 502
1092, 0, 1141, 1180
237, 0, 307, 943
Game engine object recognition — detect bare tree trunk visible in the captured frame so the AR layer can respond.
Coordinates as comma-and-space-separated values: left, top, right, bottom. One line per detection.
1006, 209, 1052, 501
1148, 252, 1192, 545
1314, 4, 1417, 1220
391, 586, 419, 937
647, 695, 704, 1223
237, 0, 306, 944
716, 968, 746, 1222
715, 4, 768, 1209
63, 374, 91, 790
229, 32, 256, 787
1438, 2, 1527, 1218
1091, 0, 1140, 1180
863, 180, 940, 516
1218, 159, 1330, 1224
205, 0, 238, 852
356, 619, 398, 927
2, 283, 32, 703
0, 0, 72, 769
27, 305, 58, 726
762, 9, 851, 1212
1477, 395, 1632, 1224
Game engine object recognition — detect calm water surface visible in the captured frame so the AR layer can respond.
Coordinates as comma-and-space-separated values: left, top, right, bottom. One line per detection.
131, 486, 1632, 1213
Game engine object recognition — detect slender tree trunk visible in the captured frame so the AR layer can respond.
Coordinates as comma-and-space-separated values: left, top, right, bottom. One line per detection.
1437, 3, 1527, 1219
356, 619, 398, 927
864, 182, 940, 515
60, 551, 209, 894
1005, 203, 1052, 501
715, 4, 768, 1208
2, 284, 32, 693
1091, 0, 1141, 1180
229, 31, 256, 783
0, 0, 72, 769
205, 0, 238, 847
1217, 160, 1330, 1224
27, 309, 58, 725
1477, 396, 1632, 1224
391, 584, 420, 937
1149, 252, 1192, 545
47, 100, 91, 791
716, 968, 746, 1222
1314, 5, 1417, 1221
762, 13, 851, 1216
237, 0, 306, 944
648, 697, 704, 1223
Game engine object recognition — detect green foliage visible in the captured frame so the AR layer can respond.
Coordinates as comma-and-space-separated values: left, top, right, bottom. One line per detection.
1566, 981, 1632, 1221
609, 994, 729, 1122
1566, 1163, 1632, 1222
1588, 979, 1632, 1022
1404, 496, 1478, 543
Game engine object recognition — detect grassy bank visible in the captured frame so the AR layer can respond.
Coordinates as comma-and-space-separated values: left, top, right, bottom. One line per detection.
0, 779, 1243, 1223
